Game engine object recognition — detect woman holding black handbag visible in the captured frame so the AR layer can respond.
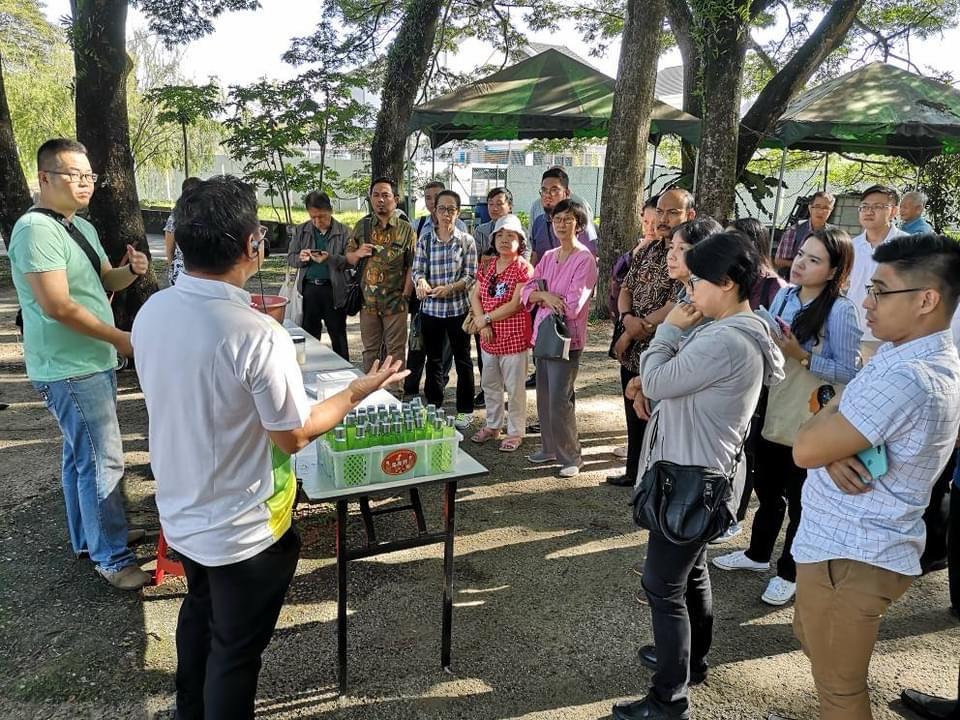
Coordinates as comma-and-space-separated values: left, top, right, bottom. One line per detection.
613, 233, 784, 720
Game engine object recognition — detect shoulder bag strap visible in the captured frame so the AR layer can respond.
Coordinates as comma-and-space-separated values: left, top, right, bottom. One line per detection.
29, 208, 102, 279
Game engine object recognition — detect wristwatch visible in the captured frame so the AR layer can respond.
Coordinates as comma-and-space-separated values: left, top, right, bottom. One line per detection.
618, 310, 634, 324
800, 354, 811, 369
483, 314, 492, 326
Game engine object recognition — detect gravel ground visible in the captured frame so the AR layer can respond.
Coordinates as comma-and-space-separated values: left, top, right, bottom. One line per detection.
0, 278, 957, 720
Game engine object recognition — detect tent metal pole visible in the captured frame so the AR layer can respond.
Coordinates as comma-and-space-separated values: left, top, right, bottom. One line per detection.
648, 143, 659, 192
432, 147, 436, 177
823, 152, 829, 191
771, 147, 788, 229
915, 164, 922, 186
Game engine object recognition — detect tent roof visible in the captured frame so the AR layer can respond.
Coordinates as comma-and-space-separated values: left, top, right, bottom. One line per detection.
766, 62, 960, 164
409, 49, 701, 148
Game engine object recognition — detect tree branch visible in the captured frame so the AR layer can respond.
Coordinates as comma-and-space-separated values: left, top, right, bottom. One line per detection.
748, 35, 777, 73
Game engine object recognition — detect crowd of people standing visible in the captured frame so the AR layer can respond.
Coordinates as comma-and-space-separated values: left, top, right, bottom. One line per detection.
9, 136, 960, 720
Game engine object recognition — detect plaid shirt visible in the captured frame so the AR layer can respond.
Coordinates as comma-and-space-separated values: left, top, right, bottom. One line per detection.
476, 256, 533, 355
413, 228, 477, 318
793, 330, 960, 575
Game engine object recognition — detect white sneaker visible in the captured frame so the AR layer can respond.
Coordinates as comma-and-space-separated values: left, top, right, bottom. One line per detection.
711, 550, 769, 572
454, 413, 474, 430
708, 522, 743, 545
559, 464, 581, 478
613, 445, 628, 459
761, 576, 797, 606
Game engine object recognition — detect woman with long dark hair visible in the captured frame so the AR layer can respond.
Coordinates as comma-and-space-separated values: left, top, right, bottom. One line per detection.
713, 227, 861, 607
614, 233, 784, 720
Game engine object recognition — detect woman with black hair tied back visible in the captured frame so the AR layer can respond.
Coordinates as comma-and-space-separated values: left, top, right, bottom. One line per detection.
713, 227, 861, 607
614, 233, 784, 720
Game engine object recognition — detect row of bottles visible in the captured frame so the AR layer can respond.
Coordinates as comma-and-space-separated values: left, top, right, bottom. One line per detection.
328, 401, 456, 452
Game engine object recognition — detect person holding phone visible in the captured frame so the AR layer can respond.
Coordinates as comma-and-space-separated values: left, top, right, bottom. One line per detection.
769, 234, 960, 720
713, 228, 861, 607
287, 191, 352, 360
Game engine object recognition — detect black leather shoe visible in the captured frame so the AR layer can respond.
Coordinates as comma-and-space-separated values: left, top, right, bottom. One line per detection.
606, 473, 633, 487
474, 390, 485, 405
901, 688, 958, 720
527, 422, 541, 434
637, 645, 707, 685
525, 372, 537, 388
612, 695, 689, 720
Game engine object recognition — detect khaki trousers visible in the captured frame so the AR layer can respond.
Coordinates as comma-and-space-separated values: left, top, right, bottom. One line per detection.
358, 309, 408, 374
794, 559, 914, 720
481, 350, 528, 437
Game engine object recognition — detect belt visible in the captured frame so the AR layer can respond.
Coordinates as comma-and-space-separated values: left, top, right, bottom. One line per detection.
305, 279, 332, 286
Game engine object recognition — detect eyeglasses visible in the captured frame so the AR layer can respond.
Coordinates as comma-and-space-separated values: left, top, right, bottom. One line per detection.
43, 169, 98, 184
539, 186, 564, 197
688, 274, 702, 288
436, 205, 459, 215
864, 284, 926, 303
550, 215, 576, 226
487, 273, 499, 297
858, 203, 892, 212
656, 208, 684, 218
256, 225, 268, 240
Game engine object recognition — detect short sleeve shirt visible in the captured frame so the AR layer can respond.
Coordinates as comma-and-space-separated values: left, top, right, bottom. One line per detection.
131, 273, 312, 567
9, 211, 116, 382
792, 331, 960, 575
621, 238, 678, 373
346, 215, 416, 315
476, 256, 533, 355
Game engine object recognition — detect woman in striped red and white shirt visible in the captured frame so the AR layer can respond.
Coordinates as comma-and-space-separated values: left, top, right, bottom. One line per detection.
468, 214, 533, 452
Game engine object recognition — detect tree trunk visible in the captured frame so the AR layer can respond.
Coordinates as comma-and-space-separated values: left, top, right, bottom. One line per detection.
596, 0, 665, 318
735, 0, 864, 177
693, 8, 749, 221
181, 120, 189, 177
0, 52, 32, 248
369, 0, 445, 192
71, 0, 156, 331
665, 0, 702, 185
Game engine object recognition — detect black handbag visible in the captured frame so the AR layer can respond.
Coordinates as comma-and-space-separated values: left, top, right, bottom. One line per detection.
343, 219, 371, 317
631, 418, 742, 546
408, 310, 424, 352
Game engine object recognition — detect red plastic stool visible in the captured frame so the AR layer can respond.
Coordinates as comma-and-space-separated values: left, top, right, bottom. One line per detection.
152, 528, 185, 585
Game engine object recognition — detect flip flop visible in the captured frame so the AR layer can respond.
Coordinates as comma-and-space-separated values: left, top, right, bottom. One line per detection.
471, 427, 500, 443
499, 436, 522, 453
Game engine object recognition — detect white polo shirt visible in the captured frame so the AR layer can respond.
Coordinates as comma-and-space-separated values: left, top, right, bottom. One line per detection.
132, 273, 311, 567
846, 225, 909, 343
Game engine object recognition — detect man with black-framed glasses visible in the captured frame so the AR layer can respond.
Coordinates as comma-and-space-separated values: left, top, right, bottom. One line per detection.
9, 138, 150, 591
845, 184, 908, 363
769, 233, 960, 720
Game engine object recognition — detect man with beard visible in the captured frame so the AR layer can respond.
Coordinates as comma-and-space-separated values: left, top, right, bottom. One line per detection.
607, 188, 695, 487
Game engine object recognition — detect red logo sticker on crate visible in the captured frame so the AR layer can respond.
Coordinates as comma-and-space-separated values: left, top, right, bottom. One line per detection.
381, 448, 417, 475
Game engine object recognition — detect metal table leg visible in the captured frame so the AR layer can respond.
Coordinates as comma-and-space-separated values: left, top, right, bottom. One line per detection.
336, 499, 348, 694
441, 479, 458, 670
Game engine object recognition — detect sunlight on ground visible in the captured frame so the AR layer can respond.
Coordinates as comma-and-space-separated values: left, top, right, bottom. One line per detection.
544, 532, 644, 560
366, 527, 579, 565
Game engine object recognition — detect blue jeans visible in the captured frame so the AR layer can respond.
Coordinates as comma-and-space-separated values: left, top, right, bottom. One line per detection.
33, 369, 135, 573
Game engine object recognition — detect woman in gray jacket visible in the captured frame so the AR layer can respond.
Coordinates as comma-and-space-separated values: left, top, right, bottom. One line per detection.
286, 191, 352, 360
613, 233, 784, 720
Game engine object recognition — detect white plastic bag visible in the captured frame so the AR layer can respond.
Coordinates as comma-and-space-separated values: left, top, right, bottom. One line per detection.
278, 266, 303, 325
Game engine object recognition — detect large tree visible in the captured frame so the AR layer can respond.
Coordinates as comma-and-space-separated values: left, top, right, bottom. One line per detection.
595, 0, 665, 314
0, 53, 31, 246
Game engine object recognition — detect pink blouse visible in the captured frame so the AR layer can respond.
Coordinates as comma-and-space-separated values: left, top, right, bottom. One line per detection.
521, 243, 598, 351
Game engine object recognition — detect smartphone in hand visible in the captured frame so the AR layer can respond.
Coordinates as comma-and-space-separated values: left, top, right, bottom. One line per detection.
856, 444, 888, 482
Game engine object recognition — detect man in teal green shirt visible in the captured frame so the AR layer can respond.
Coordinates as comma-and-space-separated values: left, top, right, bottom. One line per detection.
9, 138, 151, 591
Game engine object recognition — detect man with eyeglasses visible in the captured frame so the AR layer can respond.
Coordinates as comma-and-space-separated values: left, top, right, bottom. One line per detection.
846, 185, 909, 363
8, 138, 151, 591
529, 167, 598, 267
774, 191, 835, 279
415, 180, 466, 239
606, 188, 693, 487
771, 234, 960, 720
346, 177, 417, 376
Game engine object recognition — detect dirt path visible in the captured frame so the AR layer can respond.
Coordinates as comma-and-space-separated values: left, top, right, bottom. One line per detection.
0, 283, 956, 720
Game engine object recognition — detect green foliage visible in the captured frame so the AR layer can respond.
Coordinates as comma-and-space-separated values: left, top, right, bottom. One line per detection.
144, 81, 221, 174
0, 0, 75, 175
131, 0, 261, 46
918, 155, 960, 232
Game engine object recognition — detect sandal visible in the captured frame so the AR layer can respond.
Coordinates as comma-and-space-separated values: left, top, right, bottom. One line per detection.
499, 436, 522, 453
471, 427, 500, 444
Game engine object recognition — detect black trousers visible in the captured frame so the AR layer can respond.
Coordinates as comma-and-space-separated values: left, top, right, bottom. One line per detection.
175, 528, 301, 720
302, 281, 349, 361
746, 438, 807, 582
404, 296, 452, 395
950, 483, 960, 611
921, 452, 956, 571
642, 533, 713, 710
421, 312, 474, 413
621, 365, 646, 482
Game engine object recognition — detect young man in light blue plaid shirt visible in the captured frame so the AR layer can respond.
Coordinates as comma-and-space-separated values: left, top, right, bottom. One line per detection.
770, 234, 960, 720
413, 189, 478, 429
